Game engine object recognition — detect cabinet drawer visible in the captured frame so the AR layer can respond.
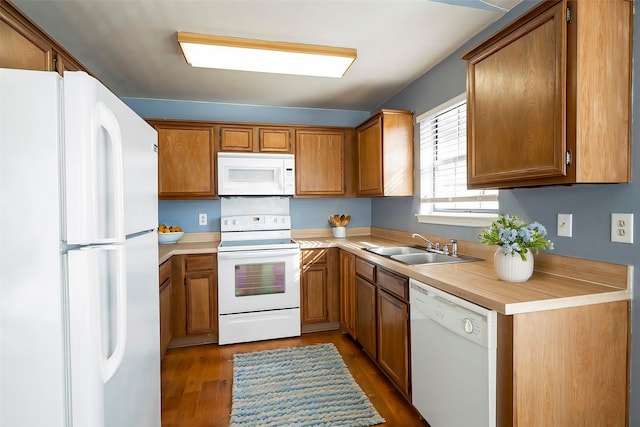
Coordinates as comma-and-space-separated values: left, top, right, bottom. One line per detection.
377, 268, 408, 300
159, 259, 172, 285
185, 254, 216, 272
355, 258, 376, 282
301, 249, 328, 266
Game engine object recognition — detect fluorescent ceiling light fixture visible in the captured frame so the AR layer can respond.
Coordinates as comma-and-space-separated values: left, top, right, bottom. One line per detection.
177, 32, 357, 78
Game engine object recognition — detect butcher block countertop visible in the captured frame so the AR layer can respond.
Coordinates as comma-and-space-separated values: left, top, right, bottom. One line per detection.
158, 227, 632, 315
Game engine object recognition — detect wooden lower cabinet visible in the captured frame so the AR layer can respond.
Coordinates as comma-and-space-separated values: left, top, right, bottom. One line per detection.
172, 254, 218, 338
353, 256, 410, 398
497, 300, 629, 426
185, 270, 217, 335
301, 248, 340, 329
355, 276, 376, 358
159, 259, 172, 356
377, 289, 409, 397
301, 249, 329, 324
339, 250, 357, 338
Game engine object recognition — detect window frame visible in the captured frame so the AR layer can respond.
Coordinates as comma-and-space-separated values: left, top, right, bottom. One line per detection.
415, 93, 498, 227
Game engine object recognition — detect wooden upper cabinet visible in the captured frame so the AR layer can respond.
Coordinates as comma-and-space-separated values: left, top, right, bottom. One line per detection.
53, 50, 83, 73
356, 109, 414, 196
219, 126, 253, 152
0, 1, 87, 75
0, 4, 54, 71
152, 122, 216, 199
463, 0, 632, 189
259, 128, 291, 152
220, 125, 292, 153
295, 129, 346, 197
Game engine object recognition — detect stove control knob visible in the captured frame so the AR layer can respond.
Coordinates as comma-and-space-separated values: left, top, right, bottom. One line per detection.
232, 219, 239, 225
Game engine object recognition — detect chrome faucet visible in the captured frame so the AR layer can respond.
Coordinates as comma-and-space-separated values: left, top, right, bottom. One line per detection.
412, 233, 440, 251
412, 234, 458, 256
449, 239, 458, 257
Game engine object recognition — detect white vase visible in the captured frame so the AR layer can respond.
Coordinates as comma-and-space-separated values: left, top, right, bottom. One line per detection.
332, 226, 346, 238
493, 248, 534, 282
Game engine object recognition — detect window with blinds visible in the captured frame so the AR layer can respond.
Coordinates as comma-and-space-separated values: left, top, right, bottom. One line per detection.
419, 96, 498, 220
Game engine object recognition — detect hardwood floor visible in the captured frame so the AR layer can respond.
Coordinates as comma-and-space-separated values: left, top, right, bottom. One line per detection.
161, 330, 428, 427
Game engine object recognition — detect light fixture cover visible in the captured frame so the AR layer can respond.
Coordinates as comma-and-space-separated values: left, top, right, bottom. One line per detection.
177, 32, 357, 78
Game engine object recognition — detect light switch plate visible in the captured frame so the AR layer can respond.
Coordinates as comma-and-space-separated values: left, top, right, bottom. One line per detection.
611, 213, 633, 244
557, 213, 572, 237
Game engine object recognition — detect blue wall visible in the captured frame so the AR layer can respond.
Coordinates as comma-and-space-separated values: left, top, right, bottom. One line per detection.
377, 1, 639, 424
158, 198, 371, 232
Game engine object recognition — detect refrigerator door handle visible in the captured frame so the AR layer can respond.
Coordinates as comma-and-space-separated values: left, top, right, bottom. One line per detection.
100, 244, 127, 383
68, 244, 128, 425
95, 102, 126, 243
69, 245, 128, 383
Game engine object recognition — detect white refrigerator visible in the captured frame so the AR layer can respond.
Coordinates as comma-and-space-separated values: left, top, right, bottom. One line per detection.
0, 69, 161, 426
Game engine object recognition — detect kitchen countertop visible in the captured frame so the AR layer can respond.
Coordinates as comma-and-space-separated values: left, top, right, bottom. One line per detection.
158, 232, 632, 316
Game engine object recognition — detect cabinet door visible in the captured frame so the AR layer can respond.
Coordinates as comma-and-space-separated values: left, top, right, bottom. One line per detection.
220, 126, 253, 152
156, 126, 215, 199
159, 280, 172, 355
295, 129, 345, 196
301, 263, 328, 324
356, 276, 377, 358
377, 289, 409, 397
339, 250, 356, 338
0, 6, 54, 71
466, 4, 566, 188
185, 270, 217, 335
159, 259, 172, 355
259, 128, 291, 152
357, 116, 383, 195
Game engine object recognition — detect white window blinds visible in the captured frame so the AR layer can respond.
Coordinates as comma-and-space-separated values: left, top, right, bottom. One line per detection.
419, 98, 498, 214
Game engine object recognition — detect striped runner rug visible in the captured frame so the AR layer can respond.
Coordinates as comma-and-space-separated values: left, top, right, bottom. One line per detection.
230, 343, 385, 426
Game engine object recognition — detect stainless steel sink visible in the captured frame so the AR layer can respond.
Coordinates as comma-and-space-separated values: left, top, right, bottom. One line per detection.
363, 246, 426, 256
363, 246, 482, 266
391, 252, 481, 265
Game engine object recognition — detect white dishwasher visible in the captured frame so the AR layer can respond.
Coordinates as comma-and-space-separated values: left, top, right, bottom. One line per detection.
409, 278, 497, 427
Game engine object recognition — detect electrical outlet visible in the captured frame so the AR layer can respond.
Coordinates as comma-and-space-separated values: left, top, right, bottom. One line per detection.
611, 213, 633, 244
198, 213, 207, 226
557, 213, 572, 237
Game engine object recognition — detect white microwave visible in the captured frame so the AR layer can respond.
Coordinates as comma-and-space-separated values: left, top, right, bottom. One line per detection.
217, 152, 295, 196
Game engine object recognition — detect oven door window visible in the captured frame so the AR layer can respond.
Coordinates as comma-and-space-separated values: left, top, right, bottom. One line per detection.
235, 262, 285, 296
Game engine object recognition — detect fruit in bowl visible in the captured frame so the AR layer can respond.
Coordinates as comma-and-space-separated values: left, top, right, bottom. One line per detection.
158, 224, 182, 233
158, 224, 184, 244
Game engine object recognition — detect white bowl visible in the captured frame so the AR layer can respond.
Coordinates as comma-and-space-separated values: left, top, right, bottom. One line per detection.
158, 231, 184, 244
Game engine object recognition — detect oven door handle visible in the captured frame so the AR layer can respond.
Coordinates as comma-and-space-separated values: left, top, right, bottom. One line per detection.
217, 248, 300, 260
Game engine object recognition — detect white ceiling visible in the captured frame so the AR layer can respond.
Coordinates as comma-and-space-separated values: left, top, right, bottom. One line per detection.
12, 0, 520, 111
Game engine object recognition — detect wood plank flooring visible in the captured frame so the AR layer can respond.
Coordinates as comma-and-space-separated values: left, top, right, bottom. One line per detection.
161, 330, 428, 427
